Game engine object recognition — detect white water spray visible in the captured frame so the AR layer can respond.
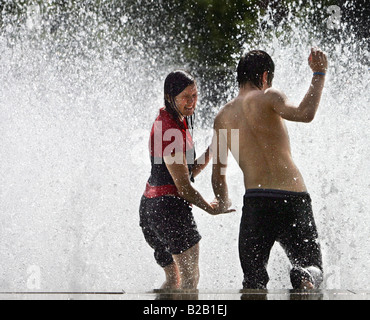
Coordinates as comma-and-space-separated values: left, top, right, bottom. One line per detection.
0, 2, 368, 291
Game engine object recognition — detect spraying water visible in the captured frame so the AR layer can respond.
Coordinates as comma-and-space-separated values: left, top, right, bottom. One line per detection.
0, 2, 368, 292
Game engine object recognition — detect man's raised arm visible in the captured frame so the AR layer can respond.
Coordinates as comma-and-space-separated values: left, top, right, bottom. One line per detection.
268, 48, 328, 123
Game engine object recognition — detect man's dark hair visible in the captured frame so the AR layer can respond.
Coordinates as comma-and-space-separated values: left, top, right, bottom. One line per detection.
237, 50, 275, 89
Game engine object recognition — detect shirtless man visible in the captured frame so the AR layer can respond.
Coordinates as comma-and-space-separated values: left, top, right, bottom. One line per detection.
212, 48, 328, 289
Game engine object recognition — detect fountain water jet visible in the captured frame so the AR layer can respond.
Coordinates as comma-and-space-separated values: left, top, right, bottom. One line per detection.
0, 1, 368, 292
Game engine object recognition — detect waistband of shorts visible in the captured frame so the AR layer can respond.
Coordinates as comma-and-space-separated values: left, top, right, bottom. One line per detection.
143, 182, 179, 199
244, 188, 310, 199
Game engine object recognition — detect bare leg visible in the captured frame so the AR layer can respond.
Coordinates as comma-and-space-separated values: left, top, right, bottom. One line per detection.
161, 262, 181, 290
173, 243, 200, 289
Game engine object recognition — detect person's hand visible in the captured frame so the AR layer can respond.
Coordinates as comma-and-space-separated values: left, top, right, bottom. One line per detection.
308, 48, 328, 73
225, 198, 232, 209
208, 199, 235, 216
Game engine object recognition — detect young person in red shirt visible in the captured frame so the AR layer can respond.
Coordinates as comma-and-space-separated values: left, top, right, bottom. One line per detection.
140, 70, 233, 290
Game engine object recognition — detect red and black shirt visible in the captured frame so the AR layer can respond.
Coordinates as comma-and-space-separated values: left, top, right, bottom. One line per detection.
144, 108, 196, 198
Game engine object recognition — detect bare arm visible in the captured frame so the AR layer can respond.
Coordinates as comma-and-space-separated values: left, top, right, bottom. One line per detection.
164, 152, 231, 215
269, 48, 328, 123
211, 115, 231, 212
191, 146, 212, 178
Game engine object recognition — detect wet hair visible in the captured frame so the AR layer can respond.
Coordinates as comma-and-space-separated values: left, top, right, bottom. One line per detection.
164, 70, 196, 129
237, 50, 275, 89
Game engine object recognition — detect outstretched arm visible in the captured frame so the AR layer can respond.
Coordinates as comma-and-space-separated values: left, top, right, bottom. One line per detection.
164, 152, 232, 215
268, 48, 328, 123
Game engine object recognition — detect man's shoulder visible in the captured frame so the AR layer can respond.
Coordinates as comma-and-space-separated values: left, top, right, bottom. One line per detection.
263, 87, 287, 103
214, 101, 236, 128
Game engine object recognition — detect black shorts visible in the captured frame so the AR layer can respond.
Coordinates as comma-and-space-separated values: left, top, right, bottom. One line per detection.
139, 195, 202, 268
239, 189, 323, 289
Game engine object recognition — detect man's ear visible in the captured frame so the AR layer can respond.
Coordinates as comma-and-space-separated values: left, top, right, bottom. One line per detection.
262, 71, 269, 85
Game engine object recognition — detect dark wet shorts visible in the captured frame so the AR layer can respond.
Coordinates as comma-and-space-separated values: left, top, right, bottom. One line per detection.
239, 189, 323, 289
139, 195, 202, 268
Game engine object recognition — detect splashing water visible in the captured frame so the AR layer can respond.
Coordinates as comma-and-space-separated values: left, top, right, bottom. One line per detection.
0, 2, 368, 292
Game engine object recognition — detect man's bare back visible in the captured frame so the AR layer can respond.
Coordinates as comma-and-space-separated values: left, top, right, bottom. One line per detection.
212, 48, 328, 201
215, 88, 307, 192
